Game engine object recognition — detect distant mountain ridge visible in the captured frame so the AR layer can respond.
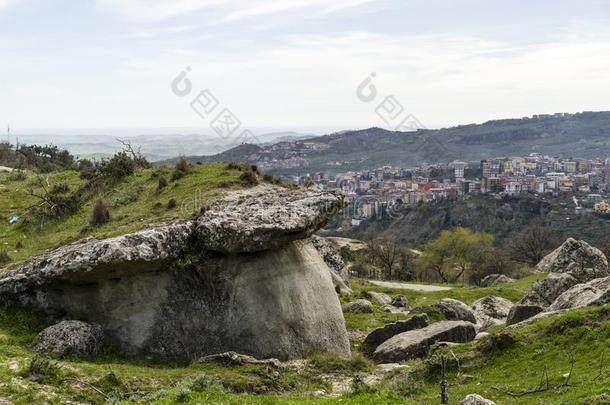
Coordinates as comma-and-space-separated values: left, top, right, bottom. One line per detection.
159, 111, 610, 174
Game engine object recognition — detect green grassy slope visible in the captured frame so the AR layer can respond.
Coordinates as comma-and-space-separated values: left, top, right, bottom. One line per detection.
0, 164, 241, 267
0, 276, 608, 404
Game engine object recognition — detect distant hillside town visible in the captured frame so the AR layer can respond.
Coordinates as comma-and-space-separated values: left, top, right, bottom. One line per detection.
301, 153, 610, 225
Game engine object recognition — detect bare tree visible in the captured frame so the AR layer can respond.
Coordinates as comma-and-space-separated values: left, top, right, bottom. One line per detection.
508, 223, 557, 266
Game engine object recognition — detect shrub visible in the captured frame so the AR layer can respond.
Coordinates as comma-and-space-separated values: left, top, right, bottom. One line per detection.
167, 198, 177, 209
100, 151, 136, 179
225, 162, 241, 171
0, 250, 10, 264
15, 241, 23, 250
51, 181, 70, 194
157, 176, 168, 191
176, 388, 191, 403
239, 170, 258, 187
24, 356, 62, 383
90, 197, 110, 225
8, 169, 27, 181
176, 156, 190, 173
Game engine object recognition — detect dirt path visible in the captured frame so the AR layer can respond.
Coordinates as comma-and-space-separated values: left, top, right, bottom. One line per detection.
368, 280, 452, 292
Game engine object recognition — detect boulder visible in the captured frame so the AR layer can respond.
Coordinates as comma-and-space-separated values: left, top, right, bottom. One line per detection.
480, 274, 515, 287
518, 273, 579, 307
32, 320, 103, 359
198, 351, 282, 368
536, 238, 609, 282
366, 292, 410, 313
471, 296, 513, 331
342, 299, 374, 314
311, 236, 351, 292
437, 298, 477, 323
372, 321, 476, 362
362, 314, 429, 354
461, 394, 496, 405
391, 295, 410, 309
550, 276, 610, 311
0, 185, 350, 361
366, 291, 392, 306
506, 304, 544, 325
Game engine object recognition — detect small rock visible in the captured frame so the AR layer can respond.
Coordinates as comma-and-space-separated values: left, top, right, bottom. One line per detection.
342, 299, 374, 314
519, 273, 579, 307
550, 276, 610, 311
437, 298, 477, 323
480, 274, 515, 287
390, 295, 410, 309
362, 314, 429, 354
198, 351, 282, 368
366, 291, 392, 306
461, 394, 496, 405
372, 321, 476, 362
506, 304, 544, 325
32, 320, 103, 359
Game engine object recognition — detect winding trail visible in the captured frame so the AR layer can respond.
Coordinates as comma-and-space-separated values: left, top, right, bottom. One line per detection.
368, 280, 452, 292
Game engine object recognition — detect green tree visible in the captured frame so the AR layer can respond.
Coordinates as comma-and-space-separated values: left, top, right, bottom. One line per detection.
416, 227, 494, 284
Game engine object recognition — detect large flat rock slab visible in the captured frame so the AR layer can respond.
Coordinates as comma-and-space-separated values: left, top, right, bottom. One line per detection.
195, 185, 343, 254
372, 321, 476, 363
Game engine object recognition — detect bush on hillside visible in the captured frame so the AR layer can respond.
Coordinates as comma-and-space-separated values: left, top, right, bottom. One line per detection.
157, 176, 168, 191
167, 198, 177, 209
90, 198, 110, 225
239, 170, 258, 186
0, 250, 10, 264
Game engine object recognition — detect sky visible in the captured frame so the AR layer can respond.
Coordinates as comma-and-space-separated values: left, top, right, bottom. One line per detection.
1, 0, 610, 136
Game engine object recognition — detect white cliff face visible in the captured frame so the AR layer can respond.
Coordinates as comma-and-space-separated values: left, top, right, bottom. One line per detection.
0, 185, 350, 360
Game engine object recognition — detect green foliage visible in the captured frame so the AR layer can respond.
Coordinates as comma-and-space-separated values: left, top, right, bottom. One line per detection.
167, 198, 177, 209
239, 169, 259, 186
416, 227, 499, 284
0, 250, 10, 264
24, 356, 63, 384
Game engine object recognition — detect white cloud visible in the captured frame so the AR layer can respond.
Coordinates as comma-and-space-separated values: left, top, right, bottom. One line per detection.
0, 0, 22, 10
96, 0, 377, 22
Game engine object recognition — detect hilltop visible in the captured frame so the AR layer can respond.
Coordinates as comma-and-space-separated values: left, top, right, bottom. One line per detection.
169, 111, 610, 175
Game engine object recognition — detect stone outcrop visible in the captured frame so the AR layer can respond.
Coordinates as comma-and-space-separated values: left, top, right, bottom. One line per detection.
550, 276, 610, 311
480, 274, 515, 287
311, 236, 351, 292
519, 273, 579, 307
536, 238, 609, 281
0, 185, 350, 360
372, 321, 476, 363
514, 238, 610, 323
362, 314, 429, 354
32, 320, 103, 359
471, 296, 513, 331
342, 299, 374, 314
506, 304, 544, 325
461, 394, 496, 405
437, 298, 477, 323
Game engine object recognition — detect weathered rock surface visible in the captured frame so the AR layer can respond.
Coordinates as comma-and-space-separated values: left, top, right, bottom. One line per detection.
0, 185, 350, 360
365, 291, 409, 313
372, 321, 476, 362
32, 320, 103, 359
480, 274, 515, 287
461, 394, 496, 405
536, 238, 609, 282
198, 351, 282, 368
311, 236, 351, 292
342, 299, 374, 314
437, 298, 477, 323
194, 185, 343, 254
471, 296, 513, 331
506, 304, 544, 325
550, 276, 610, 311
519, 273, 579, 307
362, 314, 429, 354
